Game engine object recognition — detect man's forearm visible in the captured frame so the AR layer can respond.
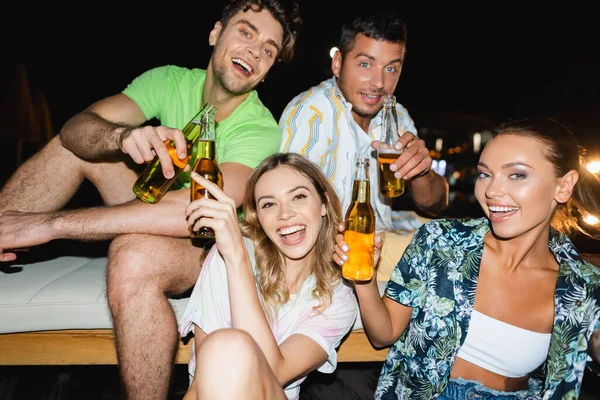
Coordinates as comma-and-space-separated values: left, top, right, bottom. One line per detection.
51, 190, 191, 241
408, 170, 449, 215
59, 110, 132, 160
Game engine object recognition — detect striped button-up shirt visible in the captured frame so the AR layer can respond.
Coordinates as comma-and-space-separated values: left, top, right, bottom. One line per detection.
279, 77, 417, 232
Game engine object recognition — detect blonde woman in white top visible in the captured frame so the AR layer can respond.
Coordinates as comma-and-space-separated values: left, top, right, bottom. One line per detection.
179, 153, 358, 400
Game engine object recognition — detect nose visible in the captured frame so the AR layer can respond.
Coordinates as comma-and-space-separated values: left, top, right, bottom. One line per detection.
370, 69, 384, 91
247, 42, 261, 60
485, 177, 505, 199
277, 203, 296, 220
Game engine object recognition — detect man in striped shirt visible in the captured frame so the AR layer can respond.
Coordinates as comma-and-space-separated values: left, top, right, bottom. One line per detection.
279, 12, 449, 254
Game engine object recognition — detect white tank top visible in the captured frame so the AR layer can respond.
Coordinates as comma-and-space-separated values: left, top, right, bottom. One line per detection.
456, 310, 552, 378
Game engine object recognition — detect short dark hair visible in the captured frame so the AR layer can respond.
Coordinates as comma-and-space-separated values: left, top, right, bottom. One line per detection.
338, 12, 407, 59
219, 0, 302, 63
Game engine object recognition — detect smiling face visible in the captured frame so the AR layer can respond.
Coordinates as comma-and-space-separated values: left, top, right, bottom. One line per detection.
254, 166, 327, 265
332, 34, 405, 128
209, 7, 283, 95
474, 134, 567, 239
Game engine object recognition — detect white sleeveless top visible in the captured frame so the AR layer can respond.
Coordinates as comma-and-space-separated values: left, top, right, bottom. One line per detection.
456, 310, 552, 378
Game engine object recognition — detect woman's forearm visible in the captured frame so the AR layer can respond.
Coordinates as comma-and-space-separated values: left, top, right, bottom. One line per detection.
354, 278, 396, 347
225, 251, 285, 371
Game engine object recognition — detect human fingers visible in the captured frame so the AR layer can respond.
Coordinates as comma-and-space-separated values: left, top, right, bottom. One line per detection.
190, 173, 233, 206
395, 131, 416, 151
146, 132, 176, 179
158, 127, 188, 161
186, 198, 232, 226
0, 250, 17, 262
334, 232, 348, 266
390, 139, 431, 180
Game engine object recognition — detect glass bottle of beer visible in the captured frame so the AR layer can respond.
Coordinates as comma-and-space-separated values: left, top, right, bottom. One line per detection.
190, 106, 223, 239
377, 94, 405, 198
132, 102, 216, 204
343, 157, 376, 281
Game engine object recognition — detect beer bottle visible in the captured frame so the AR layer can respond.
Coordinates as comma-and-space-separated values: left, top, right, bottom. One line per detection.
132, 102, 216, 204
190, 106, 223, 239
377, 95, 405, 198
343, 157, 376, 281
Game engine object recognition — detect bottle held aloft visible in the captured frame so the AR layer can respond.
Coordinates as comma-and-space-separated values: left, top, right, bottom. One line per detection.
190, 106, 222, 239
343, 157, 376, 281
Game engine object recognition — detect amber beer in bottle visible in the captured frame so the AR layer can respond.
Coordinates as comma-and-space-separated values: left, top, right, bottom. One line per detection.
132, 103, 216, 204
190, 107, 223, 239
343, 158, 376, 281
377, 95, 405, 198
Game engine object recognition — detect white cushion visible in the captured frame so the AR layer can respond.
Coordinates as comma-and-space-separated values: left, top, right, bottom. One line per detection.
0, 256, 388, 334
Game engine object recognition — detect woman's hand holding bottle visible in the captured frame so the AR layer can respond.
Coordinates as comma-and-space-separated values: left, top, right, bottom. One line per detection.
185, 172, 244, 260
333, 223, 383, 280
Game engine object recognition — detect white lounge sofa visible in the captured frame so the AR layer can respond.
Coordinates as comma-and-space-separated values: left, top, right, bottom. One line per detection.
0, 243, 398, 366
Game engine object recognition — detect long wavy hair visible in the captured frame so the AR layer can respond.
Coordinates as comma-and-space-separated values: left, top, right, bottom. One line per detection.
494, 118, 600, 237
240, 153, 343, 322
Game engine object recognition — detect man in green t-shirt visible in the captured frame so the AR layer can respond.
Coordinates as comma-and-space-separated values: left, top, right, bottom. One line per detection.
0, 1, 302, 398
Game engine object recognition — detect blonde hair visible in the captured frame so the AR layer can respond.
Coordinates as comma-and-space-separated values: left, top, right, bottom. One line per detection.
240, 153, 343, 322
495, 118, 600, 237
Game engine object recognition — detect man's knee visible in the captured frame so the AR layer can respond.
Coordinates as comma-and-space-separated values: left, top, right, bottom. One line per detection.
108, 234, 165, 286
106, 234, 203, 305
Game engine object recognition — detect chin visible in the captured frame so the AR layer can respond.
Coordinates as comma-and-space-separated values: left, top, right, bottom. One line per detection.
489, 225, 525, 241
282, 245, 316, 262
284, 248, 310, 259
352, 105, 378, 120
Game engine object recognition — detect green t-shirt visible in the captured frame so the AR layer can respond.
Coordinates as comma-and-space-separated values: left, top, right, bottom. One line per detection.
122, 65, 282, 189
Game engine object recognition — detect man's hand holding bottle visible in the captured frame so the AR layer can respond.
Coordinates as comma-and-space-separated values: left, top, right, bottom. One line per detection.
119, 125, 189, 179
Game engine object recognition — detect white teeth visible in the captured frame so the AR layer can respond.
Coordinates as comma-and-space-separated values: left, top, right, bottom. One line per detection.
489, 206, 520, 212
364, 94, 378, 99
278, 225, 305, 235
232, 58, 253, 74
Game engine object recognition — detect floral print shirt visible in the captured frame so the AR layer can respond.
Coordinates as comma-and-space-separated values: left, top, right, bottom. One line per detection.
375, 217, 600, 400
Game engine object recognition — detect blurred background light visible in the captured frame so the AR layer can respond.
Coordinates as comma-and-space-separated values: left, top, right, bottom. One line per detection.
586, 161, 600, 174
583, 214, 599, 226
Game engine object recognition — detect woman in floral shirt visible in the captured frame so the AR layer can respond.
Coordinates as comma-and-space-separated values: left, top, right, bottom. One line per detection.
336, 118, 600, 399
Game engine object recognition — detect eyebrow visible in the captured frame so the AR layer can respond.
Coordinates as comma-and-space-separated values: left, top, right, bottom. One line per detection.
354, 52, 403, 65
235, 19, 281, 54
256, 185, 311, 203
478, 162, 534, 169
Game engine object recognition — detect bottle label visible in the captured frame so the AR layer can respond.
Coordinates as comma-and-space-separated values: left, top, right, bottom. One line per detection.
342, 230, 374, 281
165, 140, 190, 169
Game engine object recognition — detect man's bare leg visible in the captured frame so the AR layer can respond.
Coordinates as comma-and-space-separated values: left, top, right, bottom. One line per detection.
107, 234, 206, 400
0, 135, 139, 213
189, 329, 287, 400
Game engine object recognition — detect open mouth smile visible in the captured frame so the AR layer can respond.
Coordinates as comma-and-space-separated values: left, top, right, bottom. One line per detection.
232, 58, 253, 76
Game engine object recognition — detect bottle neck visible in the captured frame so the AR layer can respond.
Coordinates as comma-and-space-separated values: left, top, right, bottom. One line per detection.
382, 104, 398, 143
196, 139, 216, 160
351, 179, 370, 204
185, 104, 217, 142
352, 162, 370, 203
201, 109, 217, 141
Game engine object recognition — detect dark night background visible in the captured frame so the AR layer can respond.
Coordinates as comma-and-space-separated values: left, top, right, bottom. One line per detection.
7, 3, 600, 142
2, 2, 599, 238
